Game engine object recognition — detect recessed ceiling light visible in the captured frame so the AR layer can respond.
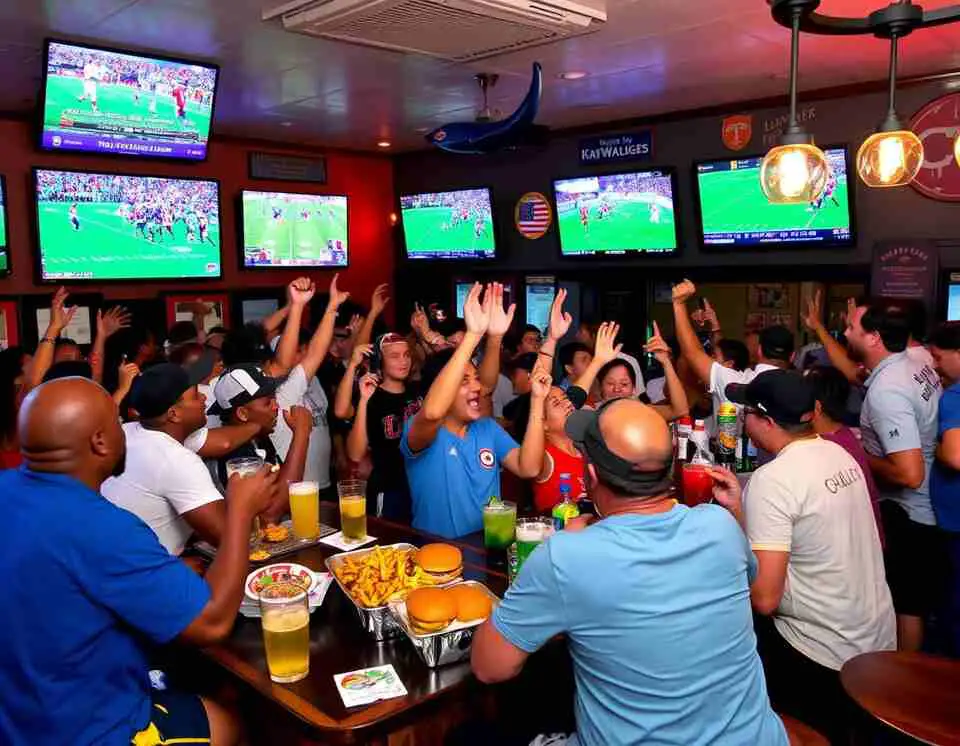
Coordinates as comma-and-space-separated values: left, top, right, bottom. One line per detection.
280, 121, 293, 127
377, 140, 392, 148
558, 71, 588, 80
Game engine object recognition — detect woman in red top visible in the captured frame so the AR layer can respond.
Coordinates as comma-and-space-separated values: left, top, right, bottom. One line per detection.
533, 387, 586, 513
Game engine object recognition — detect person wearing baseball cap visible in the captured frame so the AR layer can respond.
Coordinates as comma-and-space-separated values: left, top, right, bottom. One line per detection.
102, 363, 228, 556
712, 369, 894, 742
472, 397, 787, 745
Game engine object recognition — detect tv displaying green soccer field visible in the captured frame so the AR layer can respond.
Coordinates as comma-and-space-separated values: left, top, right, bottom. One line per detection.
553, 170, 679, 256
400, 188, 496, 260
0, 177, 8, 274
35, 169, 222, 281
242, 191, 348, 268
695, 147, 854, 247
41, 40, 218, 160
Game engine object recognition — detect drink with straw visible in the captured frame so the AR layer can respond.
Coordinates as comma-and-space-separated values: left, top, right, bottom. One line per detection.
289, 481, 320, 541
483, 499, 517, 550
227, 457, 265, 543
259, 583, 311, 683
337, 479, 367, 542
515, 517, 554, 574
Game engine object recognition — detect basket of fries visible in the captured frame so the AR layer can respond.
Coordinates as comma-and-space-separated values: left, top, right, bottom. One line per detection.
325, 543, 423, 640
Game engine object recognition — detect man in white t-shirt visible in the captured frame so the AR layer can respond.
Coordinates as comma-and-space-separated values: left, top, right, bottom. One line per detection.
712, 370, 895, 743
102, 364, 225, 555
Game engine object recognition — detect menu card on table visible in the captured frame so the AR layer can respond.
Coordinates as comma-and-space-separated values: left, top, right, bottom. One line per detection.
334, 665, 407, 708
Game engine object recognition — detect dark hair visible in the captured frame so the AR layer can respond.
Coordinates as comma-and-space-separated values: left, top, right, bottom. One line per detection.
420, 349, 456, 391
168, 342, 205, 367
222, 323, 271, 367
439, 317, 466, 337
861, 299, 911, 353
523, 324, 542, 338
716, 339, 749, 372
559, 342, 591, 372
42, 360, 93, 383
905, 299, 928, 342
167, 321, 199, 347
208, 325, 228, 336
597, 359, 636, 387
779, 421, 816, 436
806, 366, 850, 424
931, 321, 960, 351
55, 338, 79, 349
0, 347, 25, 445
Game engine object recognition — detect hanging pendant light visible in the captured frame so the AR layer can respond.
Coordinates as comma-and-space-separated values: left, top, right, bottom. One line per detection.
856, 34, 924, 187
760, 4, 829, 204
954, 130, 960, 167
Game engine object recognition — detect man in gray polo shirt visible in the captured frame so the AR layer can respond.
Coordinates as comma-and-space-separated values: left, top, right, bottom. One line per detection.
845, 298, 941, 652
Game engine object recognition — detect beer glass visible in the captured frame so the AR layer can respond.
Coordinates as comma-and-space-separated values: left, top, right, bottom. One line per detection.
259, 583, 311, 683
227, 457, 265, 542
483, 501, 517, 550
514, 517, 554, 573
289, 481, 320, 541
337, 479, 367, 543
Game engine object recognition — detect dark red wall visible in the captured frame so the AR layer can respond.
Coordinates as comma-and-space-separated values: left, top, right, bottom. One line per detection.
0, 118, 396, 305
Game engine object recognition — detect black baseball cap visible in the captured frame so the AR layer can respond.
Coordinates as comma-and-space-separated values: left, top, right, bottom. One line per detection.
725, 370, 815, 426
130, 362, 210, 419
209, 364, 282, 415
759, 325, 795, 361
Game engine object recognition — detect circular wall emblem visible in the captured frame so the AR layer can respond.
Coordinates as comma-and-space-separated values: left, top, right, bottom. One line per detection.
514, 191, 553, 240
909, 92, 960, 202
478, 448, 496, 469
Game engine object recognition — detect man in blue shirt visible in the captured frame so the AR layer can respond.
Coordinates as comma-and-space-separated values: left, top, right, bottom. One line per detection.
402, 283, 549, 538
930, 322, 960, 656
471, 398, 786, 746
0, 377, 277, 746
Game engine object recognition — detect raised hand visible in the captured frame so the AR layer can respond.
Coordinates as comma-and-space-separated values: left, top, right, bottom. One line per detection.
358, 372, 380, 402
486, 282, 516, 337
593, 322, 623, 367
530, 369, 553, 400
410, 303, 431, 337
463, 283, 490, 336
672, 279, 697, 305
701, 299, 719, 331
706, 466, 743, 517
350, 343, 373, 368
643, 321, 671, 363
370, 283, 390, 316
803, 290, 823, 331
548, 288, 573, 342
49, 287, 77, 334
283, 404, 314, 434
328, 273, 350, 310
97, 306, 131, 339
288, 277, 316, 307
226, 464, 280, 520
346, 314, 364, 338
117, 362, 140, 390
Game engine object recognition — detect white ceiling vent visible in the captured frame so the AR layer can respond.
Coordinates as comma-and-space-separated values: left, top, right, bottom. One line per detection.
263, 0, 606, 62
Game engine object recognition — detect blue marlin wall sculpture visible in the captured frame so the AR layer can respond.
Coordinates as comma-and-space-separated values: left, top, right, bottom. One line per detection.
426, 62, 545, 155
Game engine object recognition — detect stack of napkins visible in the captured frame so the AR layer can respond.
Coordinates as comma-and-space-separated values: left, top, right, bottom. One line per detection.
320, 531, 377, 551
239, 572, 333, 618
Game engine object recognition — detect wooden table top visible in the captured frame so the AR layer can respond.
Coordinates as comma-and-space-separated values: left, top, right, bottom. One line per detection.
199, 506, 507, 741
840, 651, 960, 746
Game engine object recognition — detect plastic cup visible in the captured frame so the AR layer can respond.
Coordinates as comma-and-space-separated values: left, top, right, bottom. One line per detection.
681, 464, 714, 507
259, 583, 310, 683
337, 479, 367, 543
289, 481, 320, 541
483, 501, 517, 550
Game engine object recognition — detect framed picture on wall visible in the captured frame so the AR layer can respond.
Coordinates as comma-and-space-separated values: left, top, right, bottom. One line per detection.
163, 293, 230, 333
769, 312, 794, 329
20, 292, 103, 349
232, 288, 285, 327
748, 283, 789, 310
0, 298, 20, 349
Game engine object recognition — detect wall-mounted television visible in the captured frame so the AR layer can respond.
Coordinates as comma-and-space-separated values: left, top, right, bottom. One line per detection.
695, 146, 854, 248
553, 169, 679, 257
400, 188, 496, 260
40, 39, 219, 161
948, 283, 960, 321
526, 276, 555, 332
0, 176, 8, 274
34, 168, 222, 281
241, 191, 348, 268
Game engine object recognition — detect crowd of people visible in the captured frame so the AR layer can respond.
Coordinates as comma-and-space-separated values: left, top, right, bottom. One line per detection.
1, 272, 959, 745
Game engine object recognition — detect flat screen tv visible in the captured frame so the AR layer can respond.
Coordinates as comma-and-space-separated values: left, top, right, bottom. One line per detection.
241, 191, 348, 268
553, 169, 679, 256
400, 188, 496, 260
40, 39, 219, 160
948, 284, 960, 321
34, 168, 222, 281
0, 176, 8, 274
526, 276, 555, 332
695, 146, 854, 247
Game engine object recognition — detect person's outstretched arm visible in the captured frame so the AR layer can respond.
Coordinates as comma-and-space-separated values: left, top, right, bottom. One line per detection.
503, 370, 550, 478
29, 288, 76, 391
572, 322, 622, 394
671, 279, 714, 385
346, 373, 378, 463
478, 283, 514, 393
334, 343, 372, 421
355, 284, 389, 351
802, 290, 862, 384
273, 278, 315, 375
91, 306, 130, 384
299, 274, 350, 380
645, 322, 689, 422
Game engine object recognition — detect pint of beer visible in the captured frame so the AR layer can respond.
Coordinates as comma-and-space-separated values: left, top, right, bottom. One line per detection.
289, 481, 320, 540
337, 479, 367, 543
259, 583, 310, 683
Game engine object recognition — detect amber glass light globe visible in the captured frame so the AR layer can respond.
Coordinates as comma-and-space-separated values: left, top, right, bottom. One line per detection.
759, 143, 829, 204
955, 131, 960, 167
856, 130, 923, 188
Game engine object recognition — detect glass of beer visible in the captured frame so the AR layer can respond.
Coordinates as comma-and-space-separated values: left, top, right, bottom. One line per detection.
337, 479, 367, 543
227, 457, 265, 542
289, 481, 320, 541
259, 583, 311, 683
514, 517, 555, 574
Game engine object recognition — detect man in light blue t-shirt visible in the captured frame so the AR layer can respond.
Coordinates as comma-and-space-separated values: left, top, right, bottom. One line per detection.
402, 283, 549, 538
472, 398, 787, 746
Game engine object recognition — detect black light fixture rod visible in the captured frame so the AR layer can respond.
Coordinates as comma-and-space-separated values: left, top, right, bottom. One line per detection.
788, 7, 801, 127
886, 34, 899, 116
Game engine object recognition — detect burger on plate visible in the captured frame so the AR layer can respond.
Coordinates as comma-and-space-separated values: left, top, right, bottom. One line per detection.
416, 543, 463, 585
450, 584, 493, 623
405, 587, 457, 635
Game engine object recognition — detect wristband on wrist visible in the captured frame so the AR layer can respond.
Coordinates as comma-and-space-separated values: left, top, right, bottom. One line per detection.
39, 336, 56, 345
538, 350, 553, 358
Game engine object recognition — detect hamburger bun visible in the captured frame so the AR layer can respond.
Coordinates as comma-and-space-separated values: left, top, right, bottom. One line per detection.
416, 543, 463, 585
450, 584, 493, 623
405, 587, 456, 635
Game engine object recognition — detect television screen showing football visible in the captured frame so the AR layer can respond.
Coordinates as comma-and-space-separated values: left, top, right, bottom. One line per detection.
553, 170, 679, 256
400, 188, 496, 260
40, 41, 218, 160
0, 178, 7, 274
696, 147, 853, 247
241, 191, 348, 268
35, 169, 222, 281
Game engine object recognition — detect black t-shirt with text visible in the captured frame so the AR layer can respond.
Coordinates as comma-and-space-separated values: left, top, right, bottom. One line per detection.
365, 384, 423, 496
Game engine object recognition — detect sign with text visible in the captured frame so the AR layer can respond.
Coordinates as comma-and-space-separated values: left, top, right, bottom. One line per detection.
579, 131, 653, 166
870, 241, 939, 314
761, 105, 817, 147
249, 152, 327, 184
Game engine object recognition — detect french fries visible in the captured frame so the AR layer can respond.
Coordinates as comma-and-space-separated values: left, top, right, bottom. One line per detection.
331, 546, 423, 608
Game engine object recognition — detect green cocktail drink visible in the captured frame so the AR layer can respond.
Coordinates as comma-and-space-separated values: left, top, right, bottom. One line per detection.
483, 500, 517, 549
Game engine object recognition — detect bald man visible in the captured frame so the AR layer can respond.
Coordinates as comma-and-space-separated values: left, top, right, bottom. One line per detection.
0, 378, 277, 746
471, 399, 788, 746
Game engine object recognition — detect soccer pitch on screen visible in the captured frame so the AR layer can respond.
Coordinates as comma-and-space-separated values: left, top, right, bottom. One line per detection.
242, 193, 348, 267
556, 196, 677, 254
402, 206, 495, 257
697, 165, 851, 238
37, 200, 220, 281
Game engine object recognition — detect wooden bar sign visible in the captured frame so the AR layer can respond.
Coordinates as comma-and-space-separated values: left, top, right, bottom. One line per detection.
249, 151, 327, 184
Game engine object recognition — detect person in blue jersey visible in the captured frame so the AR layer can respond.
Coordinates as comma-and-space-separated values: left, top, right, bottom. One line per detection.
401, 282, 549, 538
0, 377, 278, 746
471, 398, 787, 746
